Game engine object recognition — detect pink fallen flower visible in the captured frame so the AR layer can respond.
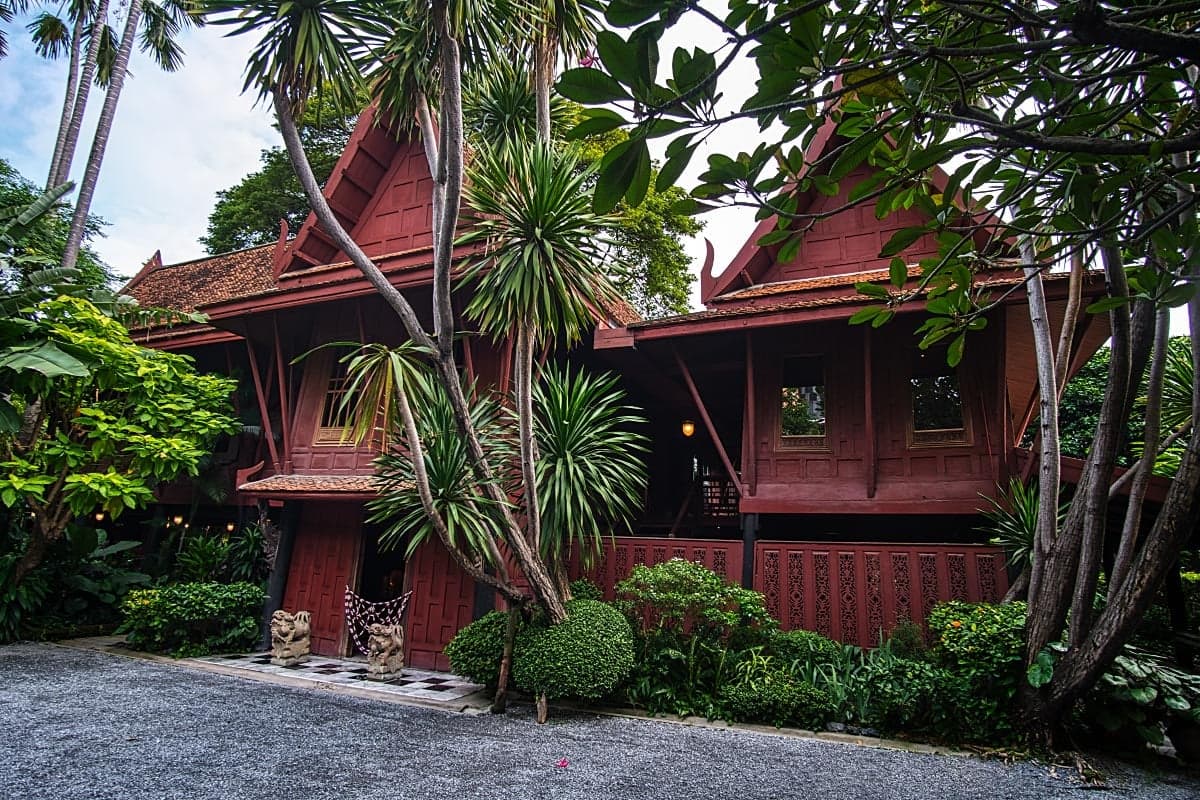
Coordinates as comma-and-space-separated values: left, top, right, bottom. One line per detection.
555, 759, 569, 768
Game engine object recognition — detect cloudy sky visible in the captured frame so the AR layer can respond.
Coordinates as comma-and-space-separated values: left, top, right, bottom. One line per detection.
0, 13, 756, 294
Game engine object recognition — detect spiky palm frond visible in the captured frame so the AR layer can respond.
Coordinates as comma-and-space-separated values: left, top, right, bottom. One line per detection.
529, 364, 648, 565
459, 140, 615, 346
462, 62, 573, 155
979, 478, 1067, 570
367, 376, 509, 560
202, 0, 388, 116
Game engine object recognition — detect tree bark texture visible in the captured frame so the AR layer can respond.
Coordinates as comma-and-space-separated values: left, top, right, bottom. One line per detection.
1021, 240, 1060, 607
61, 0, 143, 271
1109, 306, 1169, 597
53, 0, 111, 189
490, 607, 520, 714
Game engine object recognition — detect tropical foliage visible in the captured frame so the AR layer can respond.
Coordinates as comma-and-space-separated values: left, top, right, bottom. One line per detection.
569, 0, 1200, 743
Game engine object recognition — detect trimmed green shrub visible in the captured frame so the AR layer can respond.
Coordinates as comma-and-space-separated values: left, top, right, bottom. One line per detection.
617, 559, 775, 647
859, 654, 946, 732
617, 559, 777, 717
514, 599, 634, 700
722, 671, 835, 729
118, 582, 265, 657
886, 619, 928, 660
770, 629, 842, 669
569, 578, 603, 602
927, 600, 1026, 741
444, 610, 510, 688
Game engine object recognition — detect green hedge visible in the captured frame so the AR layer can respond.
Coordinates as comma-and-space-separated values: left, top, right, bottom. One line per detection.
722, 671, 835, 729
514, 599, 634, 700
769, 629, 842, 670
119, 582, 266, 657
445, 610, 512, 688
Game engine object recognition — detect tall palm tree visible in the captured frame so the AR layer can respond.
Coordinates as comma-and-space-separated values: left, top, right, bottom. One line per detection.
44, 0, 113, 189
59, 0, 201, 270
459, 141, 617, 559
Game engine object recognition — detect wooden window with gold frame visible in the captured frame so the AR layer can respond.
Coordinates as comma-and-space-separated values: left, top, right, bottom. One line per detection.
909, 350, 969, 446
779, 355, 828, 450
314, 356, 354, 445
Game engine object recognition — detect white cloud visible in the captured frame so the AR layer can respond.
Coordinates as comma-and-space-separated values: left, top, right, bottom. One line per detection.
1, 20, 278, 279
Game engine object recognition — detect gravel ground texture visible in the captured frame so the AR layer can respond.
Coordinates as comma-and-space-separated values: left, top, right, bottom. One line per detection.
2, 642, 1198, 800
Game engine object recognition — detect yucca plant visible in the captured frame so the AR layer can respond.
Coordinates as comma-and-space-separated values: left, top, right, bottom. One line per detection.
530, 364, 648, 567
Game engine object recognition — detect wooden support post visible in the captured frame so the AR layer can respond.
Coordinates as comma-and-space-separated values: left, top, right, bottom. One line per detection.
259, 500, 300, 649
744, 333, 757, 497
741, 513, 758, 590
245, 339, 281, 473
272, 315, 292, 468
864, 327, 877, 499
673, 346, 742, 495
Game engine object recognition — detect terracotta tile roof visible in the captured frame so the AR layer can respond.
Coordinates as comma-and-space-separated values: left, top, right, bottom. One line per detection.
237, 474, 386, 494
713, 259, 1024, 303
122, 244, 279, 312
628, 267, 1079, 331
602, 295, 642, 326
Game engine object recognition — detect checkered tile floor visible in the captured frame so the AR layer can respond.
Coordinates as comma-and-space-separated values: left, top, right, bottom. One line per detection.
193, 652, 486, 704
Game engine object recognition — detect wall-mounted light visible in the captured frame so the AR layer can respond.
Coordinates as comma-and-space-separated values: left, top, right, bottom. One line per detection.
94, 511, 106, 522
172, 514, 184, 526
226, 522, 236, 533
681, 419, 696, 438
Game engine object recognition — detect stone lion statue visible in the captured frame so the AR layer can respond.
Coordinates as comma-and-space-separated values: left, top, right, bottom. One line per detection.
366, 622, 404, 678
269, 609, 311, 665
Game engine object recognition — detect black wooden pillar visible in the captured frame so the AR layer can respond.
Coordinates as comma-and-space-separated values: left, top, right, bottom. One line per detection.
741, 512, 759, 589
259, 500, 300, 649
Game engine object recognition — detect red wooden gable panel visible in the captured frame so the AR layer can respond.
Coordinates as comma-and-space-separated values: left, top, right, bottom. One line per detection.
405, 539, 476, 671
756, 165, 941, 286
282, 503, 362, 656
753, 541, 1009, 646
347, 145, 436, 259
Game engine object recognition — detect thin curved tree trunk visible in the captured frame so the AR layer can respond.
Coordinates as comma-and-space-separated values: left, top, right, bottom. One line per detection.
47, 16, 83, 190
516, 323, 543, 552
1054, 249, 1085, 398
491, 607, 520, 714
1109, 305, 1170, 597
1021, 239, 1060, 606
61, 0, 142, 271
54, 0, 111, 188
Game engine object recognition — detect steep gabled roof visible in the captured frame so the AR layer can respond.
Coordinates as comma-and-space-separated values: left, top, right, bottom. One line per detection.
700, 117, 1004, 305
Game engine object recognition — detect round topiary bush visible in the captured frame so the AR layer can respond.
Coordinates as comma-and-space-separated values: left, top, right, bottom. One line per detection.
514, 599, 634, 701
568, 578, 603, 602
769, 629, 842, 669
444, 610, 510, 688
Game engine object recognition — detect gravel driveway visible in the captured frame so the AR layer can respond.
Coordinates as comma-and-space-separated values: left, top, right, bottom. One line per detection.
1, 643, 1197, 800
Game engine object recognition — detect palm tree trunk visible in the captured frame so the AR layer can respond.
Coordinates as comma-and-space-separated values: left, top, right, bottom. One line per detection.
47, 16, 83, 190
516, 323, 543, 551
61, 0, 143, 271
53, 0, 111, 188
532, 34, 556, 143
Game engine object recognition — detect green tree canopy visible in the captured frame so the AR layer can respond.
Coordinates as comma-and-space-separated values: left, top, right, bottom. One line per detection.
0, 158, 110, 289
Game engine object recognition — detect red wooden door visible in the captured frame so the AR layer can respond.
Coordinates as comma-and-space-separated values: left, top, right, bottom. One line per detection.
282, 503, 362, 656
405, 540, 476, 670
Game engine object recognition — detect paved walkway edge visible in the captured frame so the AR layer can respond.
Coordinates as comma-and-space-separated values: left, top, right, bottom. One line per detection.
54, 637, 968, 758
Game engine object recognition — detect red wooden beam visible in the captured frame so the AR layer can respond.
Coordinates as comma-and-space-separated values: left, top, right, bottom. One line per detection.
743, 333, 757, 497
272, 315, 292, 469
245, 339, 281, 473
864, 327, 877, 499
673, 346, 743, 496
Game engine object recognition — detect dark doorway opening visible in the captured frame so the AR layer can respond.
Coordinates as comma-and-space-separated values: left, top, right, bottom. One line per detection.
358, 524, 407, 603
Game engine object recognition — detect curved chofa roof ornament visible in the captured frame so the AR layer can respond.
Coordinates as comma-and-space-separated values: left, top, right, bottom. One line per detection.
697, 238, 717, 305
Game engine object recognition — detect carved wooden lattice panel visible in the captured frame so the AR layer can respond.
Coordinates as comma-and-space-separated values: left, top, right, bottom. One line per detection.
752, 542, 1009, 647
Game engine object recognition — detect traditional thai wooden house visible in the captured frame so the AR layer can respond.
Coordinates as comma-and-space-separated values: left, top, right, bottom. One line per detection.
124, 111, 1111, 662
